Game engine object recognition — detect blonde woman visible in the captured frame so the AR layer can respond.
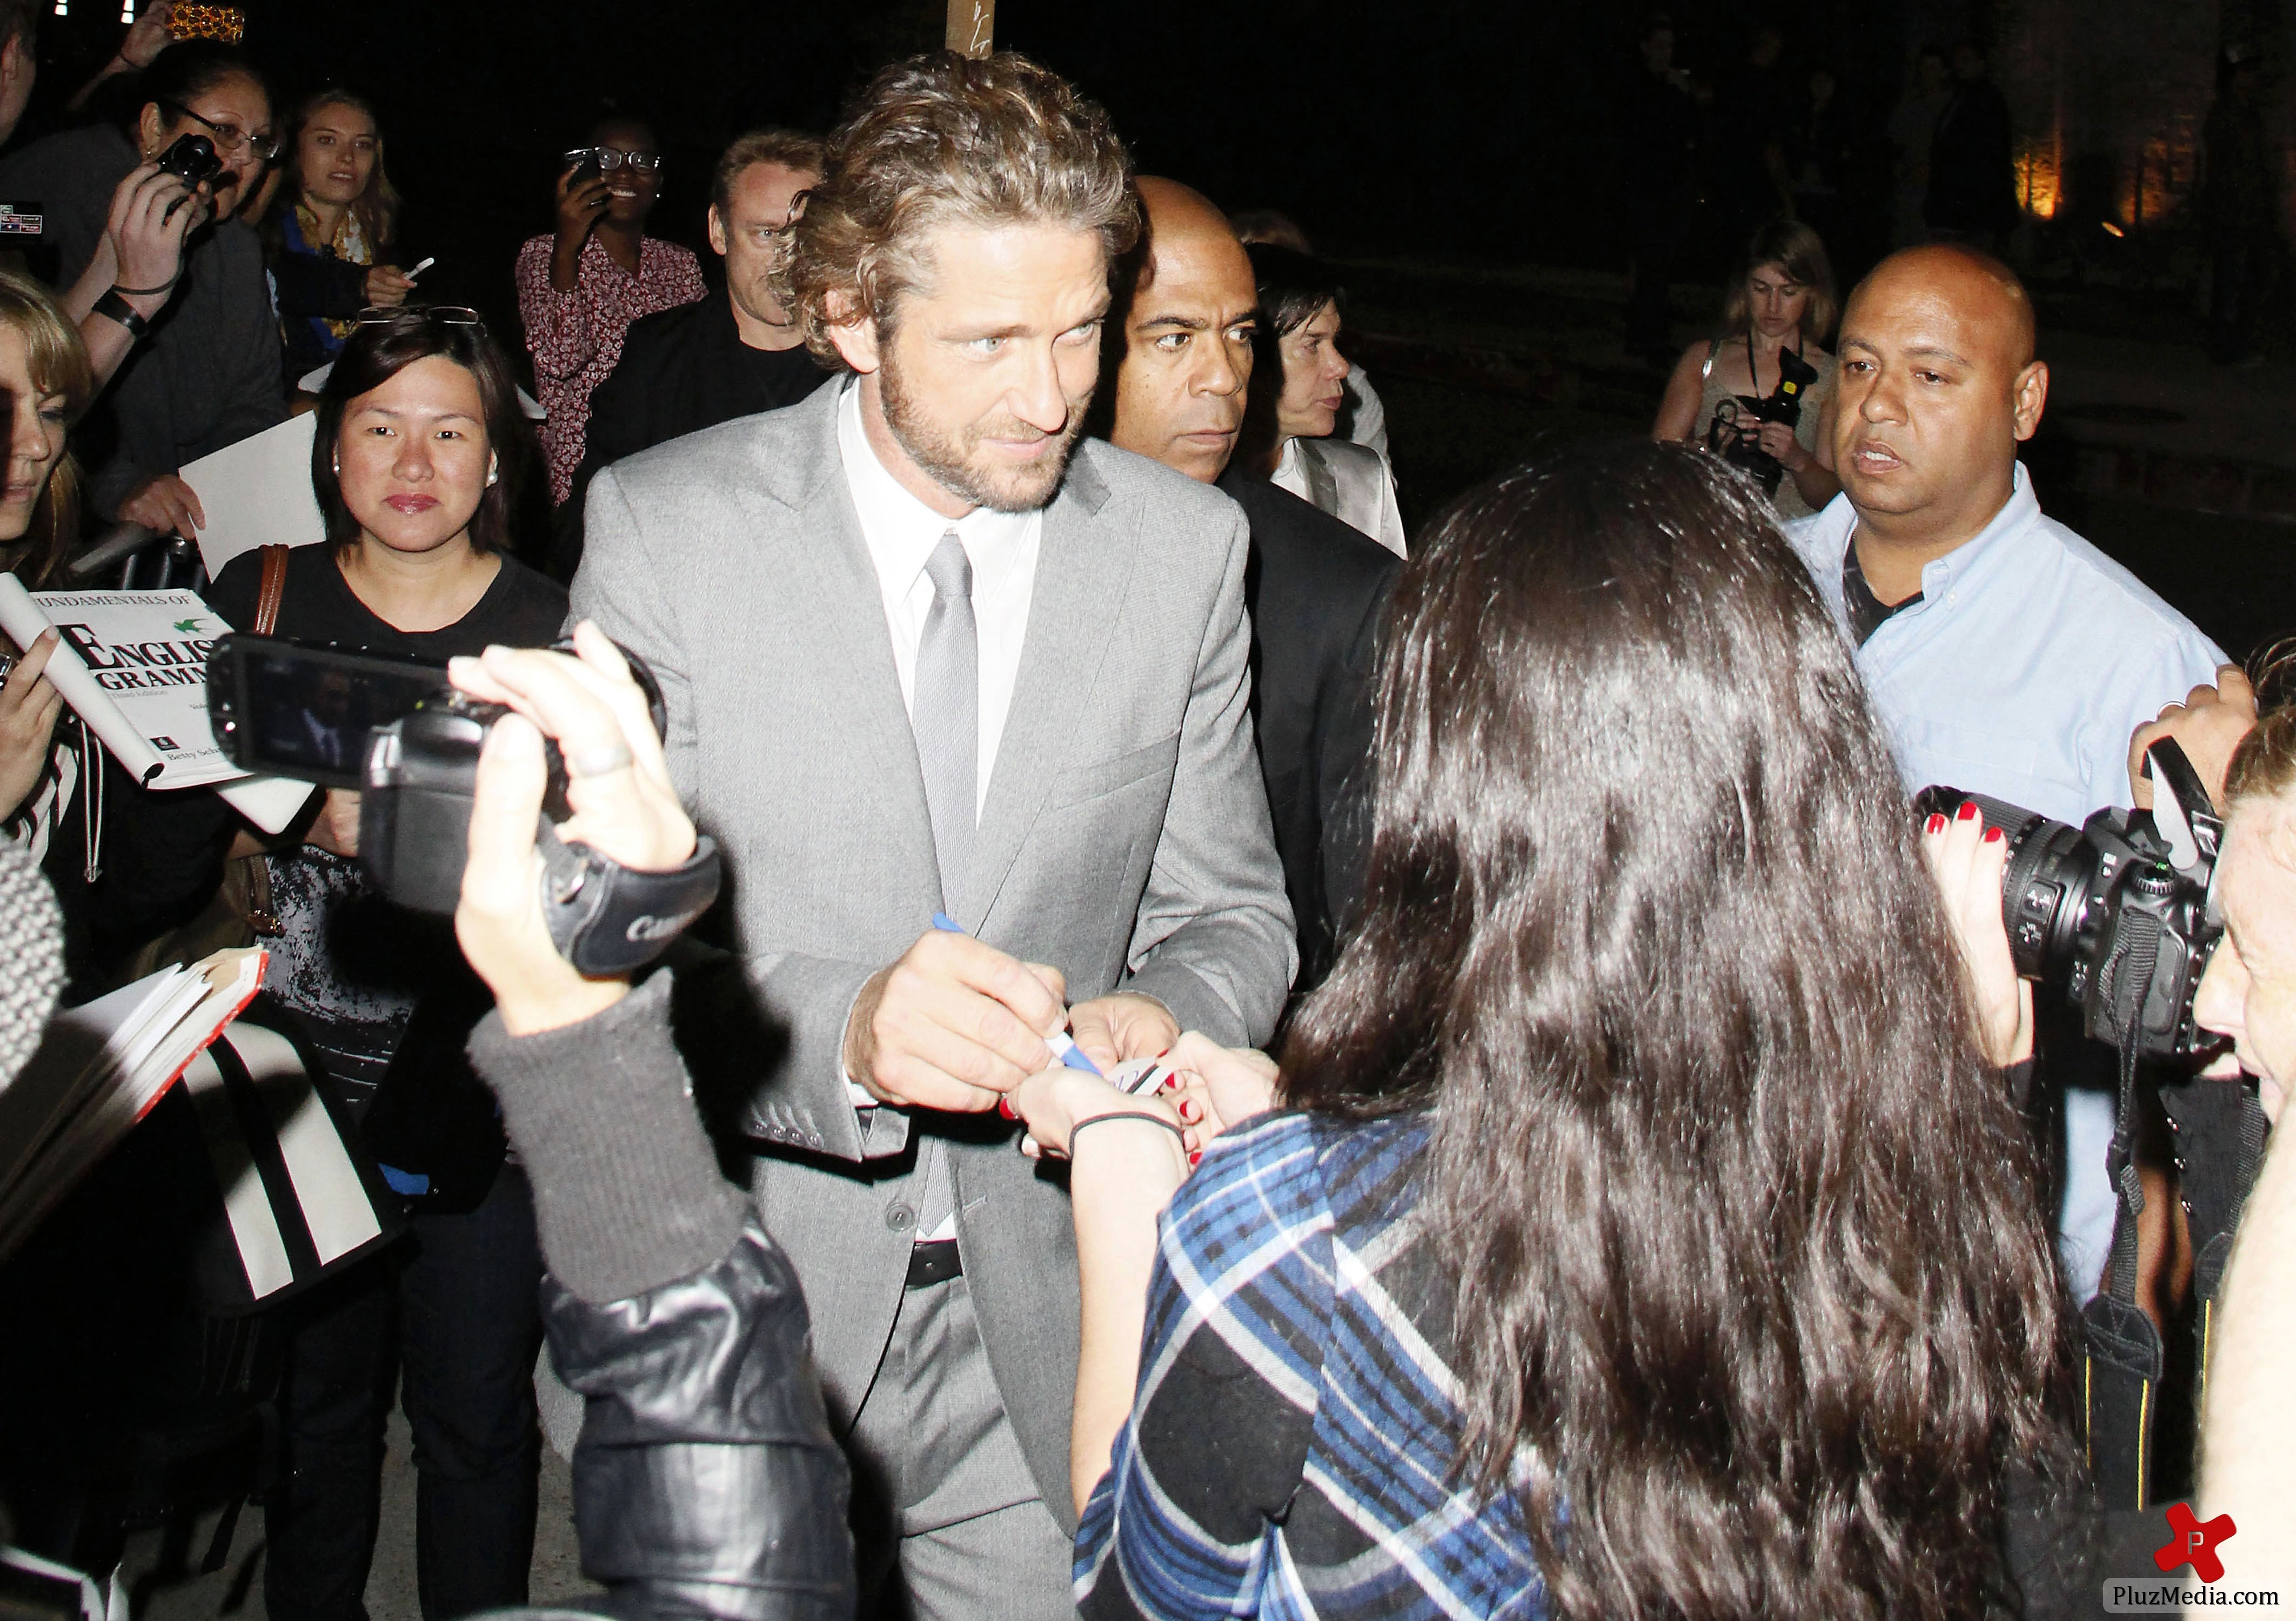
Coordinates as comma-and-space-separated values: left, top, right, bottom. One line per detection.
0, 270, 230, 997
1653, 217, 1843, 518
2, 269, 97, 837
269, 88, 415, 379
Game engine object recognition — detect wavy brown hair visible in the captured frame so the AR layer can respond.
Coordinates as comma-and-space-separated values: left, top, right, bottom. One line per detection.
778, 50, 1136, 367
1283, 439, 2079, 1619
2224, 640, 2296, 817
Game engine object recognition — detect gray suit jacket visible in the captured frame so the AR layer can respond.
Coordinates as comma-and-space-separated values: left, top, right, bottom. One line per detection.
571, 382, 1296, 1526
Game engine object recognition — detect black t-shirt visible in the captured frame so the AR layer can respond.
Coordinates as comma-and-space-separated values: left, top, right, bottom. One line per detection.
204, 545, 567, 1135
206, 541, 568, 662
1840, 536, 1923, 648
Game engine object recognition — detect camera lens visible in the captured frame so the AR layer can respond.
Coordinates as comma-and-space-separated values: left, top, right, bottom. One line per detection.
1913, 786, 2097, 984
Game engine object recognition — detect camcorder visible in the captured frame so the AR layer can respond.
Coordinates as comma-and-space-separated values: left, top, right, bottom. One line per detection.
1705, 347, 1820, 498
206, 635, 719, 975
1913, 739, 2222, 1064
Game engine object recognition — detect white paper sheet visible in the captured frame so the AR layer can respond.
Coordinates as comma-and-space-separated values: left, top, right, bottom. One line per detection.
180, 413, 326, 576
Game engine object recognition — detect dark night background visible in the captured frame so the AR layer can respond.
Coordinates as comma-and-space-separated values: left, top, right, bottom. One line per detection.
23, 0, 1933, 318
18, 0, 2296, 664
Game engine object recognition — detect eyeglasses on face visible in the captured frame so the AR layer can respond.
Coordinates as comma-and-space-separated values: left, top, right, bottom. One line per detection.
562, 146, 664, 174
166, 103, 280, 163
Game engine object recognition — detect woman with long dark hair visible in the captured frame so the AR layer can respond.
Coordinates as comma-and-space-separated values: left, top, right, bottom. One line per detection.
1013, 439, 2082, 1618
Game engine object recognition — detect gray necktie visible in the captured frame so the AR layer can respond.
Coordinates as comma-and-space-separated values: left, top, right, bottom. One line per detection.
913, 532, 978, 905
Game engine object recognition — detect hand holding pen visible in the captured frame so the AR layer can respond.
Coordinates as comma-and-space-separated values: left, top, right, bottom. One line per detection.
839, 913, 1074, 1113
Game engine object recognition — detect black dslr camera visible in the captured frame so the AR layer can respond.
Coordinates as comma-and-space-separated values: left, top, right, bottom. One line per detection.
1705, 346, 1820, 498
1913, 741, 2224, 1062
207, 635, 719, 974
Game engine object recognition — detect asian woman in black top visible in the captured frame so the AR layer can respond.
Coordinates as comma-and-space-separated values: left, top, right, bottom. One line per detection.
205, 307, 564, 1621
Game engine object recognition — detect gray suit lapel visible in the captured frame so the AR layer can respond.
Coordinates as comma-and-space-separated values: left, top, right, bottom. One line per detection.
958, 448, 1129, 927
762, 390, 943, 904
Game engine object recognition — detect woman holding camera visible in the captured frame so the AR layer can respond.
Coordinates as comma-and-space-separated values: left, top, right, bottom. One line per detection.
204, 307, 565, 1621
1652, 218, 1842, 518
515, 116, 703, 506
1001, 441, 2084, 1618
0, 39, 285, 539
267, 89, 417, 384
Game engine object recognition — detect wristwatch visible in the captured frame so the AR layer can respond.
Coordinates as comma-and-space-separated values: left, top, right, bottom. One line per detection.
91, 289, 149, 339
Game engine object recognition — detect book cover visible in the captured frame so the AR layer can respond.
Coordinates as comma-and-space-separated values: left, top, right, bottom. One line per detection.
0, 577, 310, 832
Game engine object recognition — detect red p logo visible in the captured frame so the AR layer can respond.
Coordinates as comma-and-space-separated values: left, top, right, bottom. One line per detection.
2154, 1503, 2237, 1584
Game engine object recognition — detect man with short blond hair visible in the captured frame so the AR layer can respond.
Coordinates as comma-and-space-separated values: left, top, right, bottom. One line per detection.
573, 52, 1293, 1616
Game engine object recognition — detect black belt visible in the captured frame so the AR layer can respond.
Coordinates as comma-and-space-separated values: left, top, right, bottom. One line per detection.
905, 1238, 962, 1289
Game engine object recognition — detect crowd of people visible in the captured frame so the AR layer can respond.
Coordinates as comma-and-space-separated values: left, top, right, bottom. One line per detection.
0, 4, 2292, 1620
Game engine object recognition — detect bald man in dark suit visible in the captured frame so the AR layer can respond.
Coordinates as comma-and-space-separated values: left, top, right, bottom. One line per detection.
1103, 177, 1398, 987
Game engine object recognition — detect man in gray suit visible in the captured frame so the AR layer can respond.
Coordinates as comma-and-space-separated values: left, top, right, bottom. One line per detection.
571, 51, 1295, 1618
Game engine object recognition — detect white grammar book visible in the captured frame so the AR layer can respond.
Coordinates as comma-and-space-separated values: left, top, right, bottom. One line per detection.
0, 576, 310, 833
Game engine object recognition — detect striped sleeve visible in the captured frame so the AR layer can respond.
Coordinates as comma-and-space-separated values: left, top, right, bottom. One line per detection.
1075, 1113, 1333, 1618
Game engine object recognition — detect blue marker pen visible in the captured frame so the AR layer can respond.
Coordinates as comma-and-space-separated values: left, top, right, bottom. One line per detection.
932, 912, 1103, 1076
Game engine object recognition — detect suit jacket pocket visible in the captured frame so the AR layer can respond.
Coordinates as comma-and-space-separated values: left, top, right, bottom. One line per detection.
1046, 731, 1181, 809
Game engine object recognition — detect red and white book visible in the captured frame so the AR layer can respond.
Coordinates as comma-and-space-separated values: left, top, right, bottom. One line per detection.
0, 948, 266, 1260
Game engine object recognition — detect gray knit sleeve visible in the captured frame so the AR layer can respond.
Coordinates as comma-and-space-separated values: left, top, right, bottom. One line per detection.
466, 973, 746, 1304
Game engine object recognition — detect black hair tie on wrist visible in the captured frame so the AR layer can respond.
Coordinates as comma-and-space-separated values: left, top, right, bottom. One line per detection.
1064, 1110, 1188, 1154
109, 275, 180, 297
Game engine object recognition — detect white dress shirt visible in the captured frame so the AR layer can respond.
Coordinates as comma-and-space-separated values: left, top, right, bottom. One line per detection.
1785, 465, 2226, 1300
836, 378, 1040, 820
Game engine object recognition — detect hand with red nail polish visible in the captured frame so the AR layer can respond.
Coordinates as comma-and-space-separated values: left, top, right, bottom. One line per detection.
1161, 1032, 1280, 1147
1921, 795, 2032, 1065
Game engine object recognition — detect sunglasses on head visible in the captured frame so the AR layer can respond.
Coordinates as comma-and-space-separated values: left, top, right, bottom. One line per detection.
356, 305, 488, 340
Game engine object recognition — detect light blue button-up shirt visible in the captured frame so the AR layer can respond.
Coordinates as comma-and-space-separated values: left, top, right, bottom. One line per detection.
1786, 464, 2226, 1297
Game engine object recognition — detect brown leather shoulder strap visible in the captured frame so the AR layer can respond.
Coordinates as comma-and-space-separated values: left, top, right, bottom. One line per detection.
252, 544, 290, 637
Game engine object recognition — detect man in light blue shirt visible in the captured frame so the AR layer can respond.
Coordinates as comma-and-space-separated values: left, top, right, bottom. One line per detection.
1785, 244, 2225, 1300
